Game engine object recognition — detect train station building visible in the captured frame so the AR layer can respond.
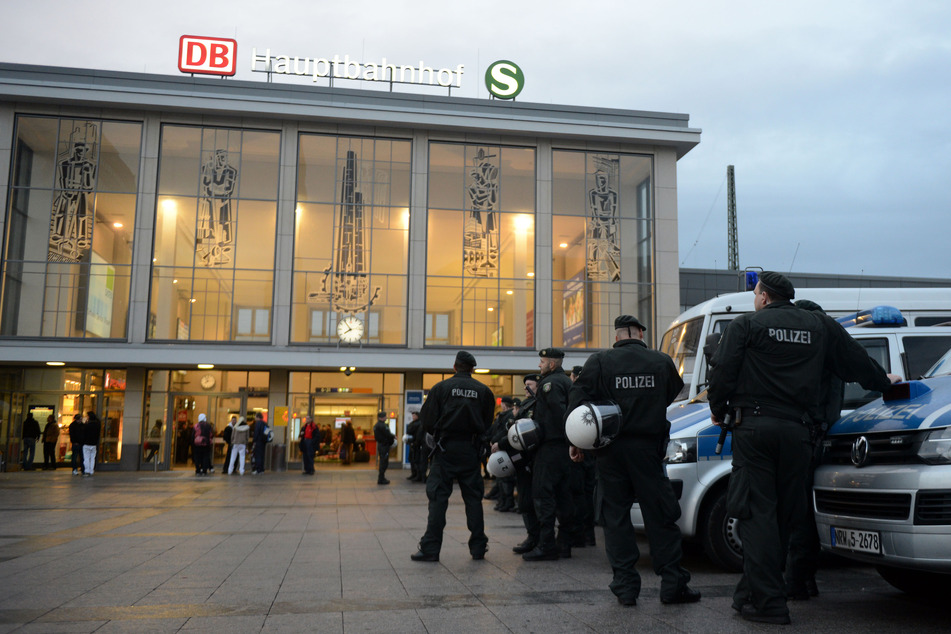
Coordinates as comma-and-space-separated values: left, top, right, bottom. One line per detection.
0, 58, 700, 470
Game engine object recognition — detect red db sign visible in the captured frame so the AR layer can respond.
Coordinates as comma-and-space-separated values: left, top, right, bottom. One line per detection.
178, 35, 237, 76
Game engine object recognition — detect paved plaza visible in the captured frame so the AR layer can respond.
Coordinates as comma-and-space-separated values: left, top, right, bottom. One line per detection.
0, 465, 945, 633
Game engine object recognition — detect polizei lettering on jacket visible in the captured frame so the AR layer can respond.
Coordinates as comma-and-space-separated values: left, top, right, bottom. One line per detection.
768, 328, 812, 344
616, 374, 656, 389
452, 388, 479, 399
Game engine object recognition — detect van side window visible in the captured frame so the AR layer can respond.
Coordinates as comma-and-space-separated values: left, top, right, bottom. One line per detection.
914, 316, 951, 327
843, 338, 890, 411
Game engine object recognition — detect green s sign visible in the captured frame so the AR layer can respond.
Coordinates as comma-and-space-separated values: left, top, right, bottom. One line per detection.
485, 60, 524, 99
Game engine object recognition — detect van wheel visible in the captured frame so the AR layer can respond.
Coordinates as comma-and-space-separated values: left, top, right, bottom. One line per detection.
876, 566, 951, 597
700, 490, 744, 572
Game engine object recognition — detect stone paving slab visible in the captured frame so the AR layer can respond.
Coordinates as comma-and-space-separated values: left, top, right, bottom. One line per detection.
0, 467, 947, 632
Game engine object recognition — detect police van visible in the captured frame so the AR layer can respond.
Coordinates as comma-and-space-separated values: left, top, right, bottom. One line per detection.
661, 287, 951, 403
634, 304, 951, 571
813, 349, 951, 595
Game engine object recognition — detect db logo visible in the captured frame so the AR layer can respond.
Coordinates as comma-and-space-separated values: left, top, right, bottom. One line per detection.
178, 35, 237, 76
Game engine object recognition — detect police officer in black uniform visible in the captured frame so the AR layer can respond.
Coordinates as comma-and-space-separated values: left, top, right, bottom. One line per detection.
569, 365, 598, 547
709, 272, 895, 624
567, 315, 699, 606
411, 350, 496, 562
496, 374, 541, 553
523, 348, 580, 561
785, 299, 842, 599
488, 396, 518, 511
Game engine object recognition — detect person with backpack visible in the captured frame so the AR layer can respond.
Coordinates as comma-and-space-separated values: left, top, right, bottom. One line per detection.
193, 413, 213, 476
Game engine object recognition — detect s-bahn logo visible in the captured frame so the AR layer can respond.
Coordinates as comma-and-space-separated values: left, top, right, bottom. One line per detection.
485, 60, 524, 99
179, 35, 238, 76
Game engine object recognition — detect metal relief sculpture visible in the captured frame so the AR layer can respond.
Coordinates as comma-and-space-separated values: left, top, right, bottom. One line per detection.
48, 124, 98, 263
586, 156, 621, 282
197, 149, 238, 266
309, 150, 380, 313
463, 147, 499, 277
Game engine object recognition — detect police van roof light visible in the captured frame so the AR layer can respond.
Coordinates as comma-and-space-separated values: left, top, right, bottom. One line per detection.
836, 305, 905, 328
744, 271, 758, 291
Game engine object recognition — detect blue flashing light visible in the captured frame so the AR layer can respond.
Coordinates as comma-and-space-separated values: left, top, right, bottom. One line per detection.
836, 305, 905, 328
744, 271, 758, 291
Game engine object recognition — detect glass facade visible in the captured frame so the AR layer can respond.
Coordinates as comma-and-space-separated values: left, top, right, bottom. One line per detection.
292, 135, 411, 344
551, 150, 654, 348
0, 76, 689, 471
150, 126, 280, 341
1, 116, 141, 338
426, 143, 535, 347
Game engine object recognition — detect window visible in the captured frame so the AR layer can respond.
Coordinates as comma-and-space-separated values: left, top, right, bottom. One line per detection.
149, 126, 279, 342
2, 116, 141, 338
551, 150, 653, 349
426, 143, 535, 347
291, 135, 410, 345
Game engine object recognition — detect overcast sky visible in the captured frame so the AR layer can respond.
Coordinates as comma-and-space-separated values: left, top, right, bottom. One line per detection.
3, 0, 949, 279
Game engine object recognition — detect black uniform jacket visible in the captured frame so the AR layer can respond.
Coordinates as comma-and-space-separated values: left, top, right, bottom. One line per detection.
568, 338, 684, 439
420, 372, 495, 442
709, 302, 892, 422
534, 371, 572, 445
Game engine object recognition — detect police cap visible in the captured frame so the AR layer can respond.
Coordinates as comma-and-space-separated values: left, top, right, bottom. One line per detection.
759, 271, 795, 300
377, 411, 387, 419
538, 347, 565, 359
501, 396, 516, 406
571, 365, 583, 376
455, 350, 477, 368
614, 315, 646, 331
523, 374, 540, 384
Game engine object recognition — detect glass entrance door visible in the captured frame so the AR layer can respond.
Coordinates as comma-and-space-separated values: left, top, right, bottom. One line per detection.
166, 393, 251, 470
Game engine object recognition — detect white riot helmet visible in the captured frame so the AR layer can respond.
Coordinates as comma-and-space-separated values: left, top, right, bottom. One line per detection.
565, 401, 622, 449
487, 451, 515, 478
507, 418, 540, 452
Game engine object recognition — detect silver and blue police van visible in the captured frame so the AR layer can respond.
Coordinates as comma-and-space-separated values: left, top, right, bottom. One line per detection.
635, 305, 951, 571
813, 348, 951, 595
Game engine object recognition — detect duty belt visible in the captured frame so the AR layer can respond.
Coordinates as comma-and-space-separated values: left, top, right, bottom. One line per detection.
740, 405, 805, 425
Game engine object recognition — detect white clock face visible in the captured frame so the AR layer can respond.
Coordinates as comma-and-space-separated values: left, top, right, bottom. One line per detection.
337, 316, 365, 343
200, 374, 216, 390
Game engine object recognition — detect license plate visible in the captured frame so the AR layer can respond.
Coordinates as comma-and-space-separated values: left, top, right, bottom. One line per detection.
830, 526, 882, 555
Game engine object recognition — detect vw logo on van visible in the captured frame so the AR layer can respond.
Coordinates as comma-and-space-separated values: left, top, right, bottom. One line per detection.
851, 435, 870, 467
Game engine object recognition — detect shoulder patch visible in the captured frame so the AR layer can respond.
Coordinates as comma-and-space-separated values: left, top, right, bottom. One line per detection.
543, 382, 552, 393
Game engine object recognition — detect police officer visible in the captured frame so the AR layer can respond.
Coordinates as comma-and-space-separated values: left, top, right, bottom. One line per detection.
411, 350, 495, 562
405, 410, 422, 481
495, 374, 541, 554
488, 396, 518, 512
524, 348, 580, 561
784, 299, 839, 599
709, 272, 895, 624
568, 315, 698, 606
569, 364, 598, 547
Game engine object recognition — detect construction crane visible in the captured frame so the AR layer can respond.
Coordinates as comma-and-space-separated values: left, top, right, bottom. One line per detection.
727, 165, 738, 271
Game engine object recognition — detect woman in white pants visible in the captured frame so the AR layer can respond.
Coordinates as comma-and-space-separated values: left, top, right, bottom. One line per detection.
228, 416, 250, 475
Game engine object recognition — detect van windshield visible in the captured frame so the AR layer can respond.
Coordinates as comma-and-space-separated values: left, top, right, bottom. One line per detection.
926, 348, 951, 378
661, 317, 704, 401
